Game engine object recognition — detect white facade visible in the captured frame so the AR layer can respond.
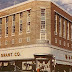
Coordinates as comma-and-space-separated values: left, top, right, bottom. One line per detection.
0, 44, 72, 66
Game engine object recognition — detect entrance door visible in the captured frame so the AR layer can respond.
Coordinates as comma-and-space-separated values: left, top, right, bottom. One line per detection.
36, 59, 51, 72
34, 54, 55, 72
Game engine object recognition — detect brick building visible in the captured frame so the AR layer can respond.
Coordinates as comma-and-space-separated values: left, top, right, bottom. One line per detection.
0, 0, 72, 72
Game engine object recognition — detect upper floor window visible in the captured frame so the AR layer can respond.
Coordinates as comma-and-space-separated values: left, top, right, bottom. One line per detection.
40, 33, 46, 40
59, 16, 62, 37
59, 40, 61, 45
5, 16, 8, 37
63, 41, 66, 46
55, 38, 57, 43
63, 19, 66, 38
67, 43, 69, 47
27, 10, 31, 33
27, 22, 30, 32
5, 40, 8, 45
54, 13, 57, 35
6, 16, 8, 23
27, 37, 30, 42
12, 39, 14, 44
12, 14, 15, 35
41, 21, 45, 29
40, 9, 46, 40
0, 18, 2, 37
41, 9, 45, 21
20, 12, 23, 18
19, 21, 22, 33
19, 12, 23, 34
27, 10, 30, 16
19, 38, 22, 43
41, 9, 45, 16
27, 10, 31, 22
67, 21, 69, 40
41, 9, 46, 30
13, 14, 15, 21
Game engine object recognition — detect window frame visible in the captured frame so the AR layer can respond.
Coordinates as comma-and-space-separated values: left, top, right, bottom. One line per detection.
5, 16, 8, 37
26, 9, 31, 33
12, 14, 15, 36
19, 12, 23, 35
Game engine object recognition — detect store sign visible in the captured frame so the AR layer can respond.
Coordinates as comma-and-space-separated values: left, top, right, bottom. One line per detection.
1, 52, 20, 57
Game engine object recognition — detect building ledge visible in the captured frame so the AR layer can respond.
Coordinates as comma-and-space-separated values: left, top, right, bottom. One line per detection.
36, 39, 50, 44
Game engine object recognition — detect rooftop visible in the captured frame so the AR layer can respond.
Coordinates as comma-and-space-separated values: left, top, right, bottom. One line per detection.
0, 0, 72, 17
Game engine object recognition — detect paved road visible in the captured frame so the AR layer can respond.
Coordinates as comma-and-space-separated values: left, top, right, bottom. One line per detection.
0, 71, 31, 72
0, 71, 32, 72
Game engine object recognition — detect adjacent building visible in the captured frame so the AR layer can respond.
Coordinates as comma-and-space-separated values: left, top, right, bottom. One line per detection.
0, 0, 72, 72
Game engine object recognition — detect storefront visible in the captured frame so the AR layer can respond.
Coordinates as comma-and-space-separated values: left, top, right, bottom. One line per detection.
0, 44, 72, 72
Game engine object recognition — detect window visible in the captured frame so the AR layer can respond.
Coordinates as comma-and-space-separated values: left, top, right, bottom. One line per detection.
0, 18, 2, 37
5, 40, 8, 45
27, 37, 30, 42
67, 21, 69, 40
20, 23, 22, 32
6, 16, 8, 23
63, 19, 66, 38
54, 13, 57, 35
19, 12, 23, 34
20, 12, 23, 18
12, 14, 15, 35
63, 41, 65, 46
13, 14, 15, 21
5, 16, 8, 37
55, 38, 57, 43
67, 43, 69, 47
22, 61, 33, 70
40, 9, 46, 40
41, 21, 45, 29
41, 9, 45, 30
27, 10, 30, 17
59, 16, 62, 37
0, 62, 2, 66
27, 22, 30, 32
12, 39, 14, 44
59, 40, 61, 45
41, 9, 45, 21
41, 9, 45, 16
27, 10, 31, 33
27, 10, 30, 22
40, 33, 46, 40
19, 38, 22, 43
10, 61, 15, 65
4, 62, 8, 66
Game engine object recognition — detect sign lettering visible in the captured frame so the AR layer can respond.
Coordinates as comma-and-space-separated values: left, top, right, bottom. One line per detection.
1, 52, 20, 57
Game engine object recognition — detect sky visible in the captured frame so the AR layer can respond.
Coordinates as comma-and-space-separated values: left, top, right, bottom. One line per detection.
0, 0, 72, 15
53, 0, 72, 15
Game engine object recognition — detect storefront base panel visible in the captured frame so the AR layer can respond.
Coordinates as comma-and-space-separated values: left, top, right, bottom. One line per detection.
55, 64, 72, 72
